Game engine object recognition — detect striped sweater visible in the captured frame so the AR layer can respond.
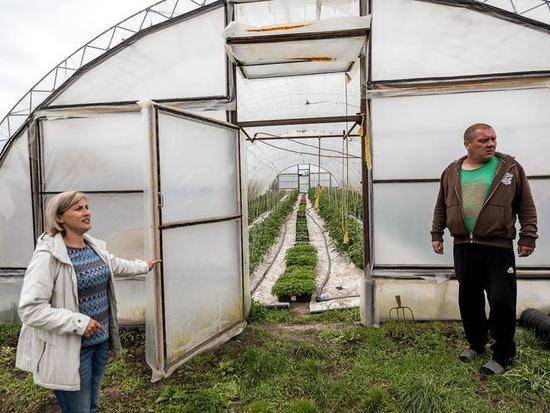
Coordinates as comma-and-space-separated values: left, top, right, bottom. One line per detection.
67, 244, 110, 347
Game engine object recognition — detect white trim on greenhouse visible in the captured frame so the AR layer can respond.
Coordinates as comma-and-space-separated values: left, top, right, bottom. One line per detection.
1, 0, 550, 379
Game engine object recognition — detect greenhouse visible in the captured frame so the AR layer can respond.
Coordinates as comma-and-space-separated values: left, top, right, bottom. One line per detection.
1, 0, 550, 382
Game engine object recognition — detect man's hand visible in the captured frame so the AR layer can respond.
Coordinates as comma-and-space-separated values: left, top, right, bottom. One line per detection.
147, 258, 162, 270
84, 319, 106, 338
518, 245, 534, 257
432, 241, 444, 254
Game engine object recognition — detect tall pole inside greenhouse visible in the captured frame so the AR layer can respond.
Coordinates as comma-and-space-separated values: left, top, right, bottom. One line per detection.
360, 0, 376, 327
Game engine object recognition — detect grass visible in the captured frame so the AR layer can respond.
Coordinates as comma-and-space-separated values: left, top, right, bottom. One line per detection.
1, 312, 549, 413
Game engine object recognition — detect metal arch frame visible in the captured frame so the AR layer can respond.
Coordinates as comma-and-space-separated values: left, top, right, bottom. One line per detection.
0, 0, 223, 156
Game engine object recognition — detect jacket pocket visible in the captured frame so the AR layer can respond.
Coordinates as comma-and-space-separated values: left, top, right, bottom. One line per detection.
35, 341, 47, 373
476, 202, 508, 237
445, 204, 467, 236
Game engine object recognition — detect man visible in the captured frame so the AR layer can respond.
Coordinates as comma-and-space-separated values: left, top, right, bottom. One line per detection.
431, 123, 538, 375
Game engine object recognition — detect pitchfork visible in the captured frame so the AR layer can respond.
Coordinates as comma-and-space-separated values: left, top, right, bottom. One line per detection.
389, 295, 415, 321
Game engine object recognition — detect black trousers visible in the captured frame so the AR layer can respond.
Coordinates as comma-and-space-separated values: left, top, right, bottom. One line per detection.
453, 243, 517, 365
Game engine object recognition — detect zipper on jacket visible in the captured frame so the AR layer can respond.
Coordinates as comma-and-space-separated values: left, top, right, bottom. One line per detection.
469, 233, 473, 243
36, 342, 46, 373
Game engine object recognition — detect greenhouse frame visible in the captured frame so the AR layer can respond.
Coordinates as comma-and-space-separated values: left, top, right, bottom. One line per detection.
1, 0, 550, 378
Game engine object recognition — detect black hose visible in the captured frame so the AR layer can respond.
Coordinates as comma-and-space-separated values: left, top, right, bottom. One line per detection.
520, 308, 550, 344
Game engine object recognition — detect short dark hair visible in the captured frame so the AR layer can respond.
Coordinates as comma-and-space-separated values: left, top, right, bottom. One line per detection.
464, 123, 493, 143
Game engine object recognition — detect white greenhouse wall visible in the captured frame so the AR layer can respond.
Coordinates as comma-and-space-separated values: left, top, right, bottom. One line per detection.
0, 132, 34, 268
50, 5, 227, 106
376, 278, 550, 321
372, 0, 550, 80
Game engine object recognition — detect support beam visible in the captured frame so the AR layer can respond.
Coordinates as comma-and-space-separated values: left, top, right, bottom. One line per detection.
237, 115, 361, 128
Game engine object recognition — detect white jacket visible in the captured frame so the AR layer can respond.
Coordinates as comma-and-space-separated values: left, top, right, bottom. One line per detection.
15, 232, 149, 391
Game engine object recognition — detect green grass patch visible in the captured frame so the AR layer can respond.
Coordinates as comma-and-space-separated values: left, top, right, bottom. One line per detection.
1, 319, 548, 413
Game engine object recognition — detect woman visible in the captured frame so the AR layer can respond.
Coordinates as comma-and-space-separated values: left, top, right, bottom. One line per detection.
15, 191, 160, 412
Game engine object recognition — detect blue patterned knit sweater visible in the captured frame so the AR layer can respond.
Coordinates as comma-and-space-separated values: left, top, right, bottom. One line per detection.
67, 244, 110, 347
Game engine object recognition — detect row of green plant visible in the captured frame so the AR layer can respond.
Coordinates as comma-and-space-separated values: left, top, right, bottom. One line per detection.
295, 204, 309, 243
309, 188, 364, 269
272, 201, 318, 300
248, 190, 287, 225
249, 190, 298, 272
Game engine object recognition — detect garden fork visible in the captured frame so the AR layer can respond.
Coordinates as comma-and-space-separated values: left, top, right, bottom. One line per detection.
388, 295, 415, 321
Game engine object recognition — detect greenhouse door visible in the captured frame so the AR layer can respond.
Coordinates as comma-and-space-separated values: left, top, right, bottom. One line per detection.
148, 105, 247, 379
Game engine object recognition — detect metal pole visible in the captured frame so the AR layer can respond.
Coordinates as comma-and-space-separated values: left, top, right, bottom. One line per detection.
360, 0, 376, 327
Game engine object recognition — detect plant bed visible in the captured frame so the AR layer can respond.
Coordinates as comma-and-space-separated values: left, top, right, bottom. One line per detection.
285, 245, 318, 267
249, 190, 298, 272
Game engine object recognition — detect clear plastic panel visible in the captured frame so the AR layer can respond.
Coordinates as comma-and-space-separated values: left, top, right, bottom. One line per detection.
371, 0, 550, 80
42, 112, 145, 191
373, 182, 453, 266
518, 179, 550, 266
0, 132, 35, 267
51, 6, 226, 105
372, 88, 550, 180
157, 111, 239, 223
162, 219, 243, 364
238, 71, 360, 121
235, 0, 360, 26
42, 192, 145, 260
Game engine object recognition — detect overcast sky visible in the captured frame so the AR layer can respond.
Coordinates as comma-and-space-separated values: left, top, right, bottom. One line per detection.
0, 0, 155, 117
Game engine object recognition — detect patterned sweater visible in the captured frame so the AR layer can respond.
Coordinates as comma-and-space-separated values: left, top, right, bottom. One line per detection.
67, 244, 110, 347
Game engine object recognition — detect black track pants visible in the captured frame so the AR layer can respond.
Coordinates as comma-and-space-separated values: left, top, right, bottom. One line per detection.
453, 243, 517, 365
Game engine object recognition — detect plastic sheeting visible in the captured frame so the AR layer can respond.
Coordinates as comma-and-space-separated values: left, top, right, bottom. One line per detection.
247, 135, 361, 193
234, 0, 360, 26
224, 16, 369, 79
371, 0, 550, 81
371, 87, 550, 267
373, 182, 454, 266
371, 88, 550, 180
41, 112, 145, 191
0, 130, 34, 267
51, 5, 227, 106
157, 111, 240, 222
238, 71, 360, 121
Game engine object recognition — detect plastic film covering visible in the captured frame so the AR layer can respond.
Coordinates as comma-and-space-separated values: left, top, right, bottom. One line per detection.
371, 88, 550, 180
224, 15, 369, 38
238, 71, 360, 121
371, 0, 550, 81
224, 16, 368, 79
0, 130, 34, 267
41, 193, 145, 260
247, 135, 360, 193
157, 111, 239, 222
51, 6, 226, 106
521, 179, 550, 266
162, 220, 243, 364
234, 0, 360, 26
373, 182, 454, 266
42, 112, 145, 191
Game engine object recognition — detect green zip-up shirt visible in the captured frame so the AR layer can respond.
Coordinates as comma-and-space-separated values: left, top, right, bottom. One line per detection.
460, 156, 499, 232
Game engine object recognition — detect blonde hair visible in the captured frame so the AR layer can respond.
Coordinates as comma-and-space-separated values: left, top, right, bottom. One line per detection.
45, 191, 88, 235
